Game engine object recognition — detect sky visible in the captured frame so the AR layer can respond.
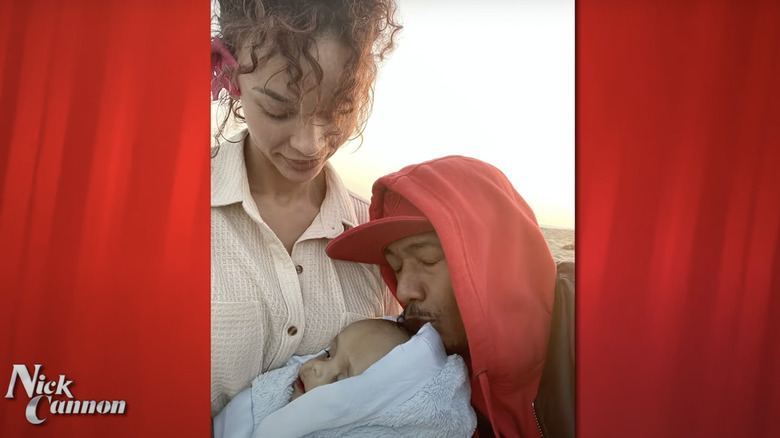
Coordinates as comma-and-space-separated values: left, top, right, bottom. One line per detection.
213, 0, 574, 228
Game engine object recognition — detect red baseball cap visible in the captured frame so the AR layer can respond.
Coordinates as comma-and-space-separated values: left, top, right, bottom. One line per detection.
326, 191, 435, 265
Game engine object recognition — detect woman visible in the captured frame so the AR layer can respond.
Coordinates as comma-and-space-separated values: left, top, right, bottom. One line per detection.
210, 0, 402, 416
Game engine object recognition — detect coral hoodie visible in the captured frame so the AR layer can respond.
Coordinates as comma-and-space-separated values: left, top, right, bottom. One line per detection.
368, 156, 557, 438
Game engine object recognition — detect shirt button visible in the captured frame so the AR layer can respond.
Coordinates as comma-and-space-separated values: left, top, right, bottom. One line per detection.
295, 265, 303, 274
287, 326, 298, 336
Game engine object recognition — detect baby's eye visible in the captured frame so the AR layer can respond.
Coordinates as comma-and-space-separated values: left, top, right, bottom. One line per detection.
323, 348, 331, 360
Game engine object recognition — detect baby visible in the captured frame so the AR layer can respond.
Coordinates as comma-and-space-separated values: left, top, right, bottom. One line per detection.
289, 318, 411, 402
213, 318, 476, 438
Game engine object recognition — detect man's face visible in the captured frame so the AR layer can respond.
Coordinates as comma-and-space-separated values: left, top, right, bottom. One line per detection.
384, 231, 468, 356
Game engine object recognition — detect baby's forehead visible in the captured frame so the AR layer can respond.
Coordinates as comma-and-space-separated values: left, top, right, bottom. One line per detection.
338, 320, 408, 351
341, 320, 394, 339
335, 321, 408, 374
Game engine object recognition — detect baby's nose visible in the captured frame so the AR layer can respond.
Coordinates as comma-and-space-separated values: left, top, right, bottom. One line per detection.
299, 361, 315, 379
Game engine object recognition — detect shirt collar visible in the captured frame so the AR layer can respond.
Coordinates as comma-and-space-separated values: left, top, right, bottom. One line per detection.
305, 162, 360, 240
211, 129, 248, 207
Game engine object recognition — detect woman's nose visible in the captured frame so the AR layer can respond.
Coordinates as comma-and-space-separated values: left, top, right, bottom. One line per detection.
395, 271, 425, 306
289, 119, 327, 157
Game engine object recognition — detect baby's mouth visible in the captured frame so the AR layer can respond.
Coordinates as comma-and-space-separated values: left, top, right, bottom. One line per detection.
295, 376, 306, 394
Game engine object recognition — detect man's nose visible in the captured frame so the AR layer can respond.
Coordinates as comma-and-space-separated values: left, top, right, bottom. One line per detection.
395, 271, 425, 305
289, 119, 327, 157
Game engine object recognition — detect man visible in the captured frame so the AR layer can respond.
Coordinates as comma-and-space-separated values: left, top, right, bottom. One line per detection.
326, 156, 574, 438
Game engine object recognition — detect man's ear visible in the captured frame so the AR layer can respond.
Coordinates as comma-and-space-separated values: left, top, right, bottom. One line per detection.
211, 37, 240, 100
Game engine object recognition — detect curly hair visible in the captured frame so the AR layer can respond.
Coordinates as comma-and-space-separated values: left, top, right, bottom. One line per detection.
214, 0, 401, 148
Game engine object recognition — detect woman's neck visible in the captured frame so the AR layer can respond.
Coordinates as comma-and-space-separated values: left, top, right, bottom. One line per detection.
243, 138, 326, 206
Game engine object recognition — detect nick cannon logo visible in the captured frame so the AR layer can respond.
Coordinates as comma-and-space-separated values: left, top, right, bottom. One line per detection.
4, 364, 127, 424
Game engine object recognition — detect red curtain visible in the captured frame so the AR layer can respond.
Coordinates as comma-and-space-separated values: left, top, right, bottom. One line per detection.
0, 1, 210, 436
578, 0, 780, 436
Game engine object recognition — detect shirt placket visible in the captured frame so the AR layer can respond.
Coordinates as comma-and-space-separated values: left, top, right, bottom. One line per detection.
240, 190, 305, 370
268, 237, 305, 370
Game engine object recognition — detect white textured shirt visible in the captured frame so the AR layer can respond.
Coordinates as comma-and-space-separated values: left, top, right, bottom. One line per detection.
211, 130, 399, 416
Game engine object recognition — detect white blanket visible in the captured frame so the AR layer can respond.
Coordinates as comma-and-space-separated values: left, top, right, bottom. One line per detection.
214, 323, 476, 438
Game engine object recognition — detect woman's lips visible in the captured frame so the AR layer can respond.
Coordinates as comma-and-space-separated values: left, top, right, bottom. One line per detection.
284, 157, 321, 171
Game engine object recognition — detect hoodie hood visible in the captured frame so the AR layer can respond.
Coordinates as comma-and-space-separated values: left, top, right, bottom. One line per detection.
368, 156, 556, 438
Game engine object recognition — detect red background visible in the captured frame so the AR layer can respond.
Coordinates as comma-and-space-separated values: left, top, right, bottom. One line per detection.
578, 1, 779, 436
1, 0, 778, 436
0, 0, 210, 435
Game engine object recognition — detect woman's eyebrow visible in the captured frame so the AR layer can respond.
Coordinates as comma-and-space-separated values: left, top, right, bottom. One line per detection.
252, 86, 292, 104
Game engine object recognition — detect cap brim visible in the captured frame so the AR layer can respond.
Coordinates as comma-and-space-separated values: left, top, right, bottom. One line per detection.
326, 216, 435, 265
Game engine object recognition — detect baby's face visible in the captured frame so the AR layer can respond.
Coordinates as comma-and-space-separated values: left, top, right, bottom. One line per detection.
290, 319, 408, 401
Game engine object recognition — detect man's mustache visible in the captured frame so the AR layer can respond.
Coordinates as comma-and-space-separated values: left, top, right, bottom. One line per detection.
401, 303, 435, 319
399, 304, 435, 335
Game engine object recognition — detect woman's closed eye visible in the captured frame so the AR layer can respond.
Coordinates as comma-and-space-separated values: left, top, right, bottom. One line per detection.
260, 106, 293, 121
